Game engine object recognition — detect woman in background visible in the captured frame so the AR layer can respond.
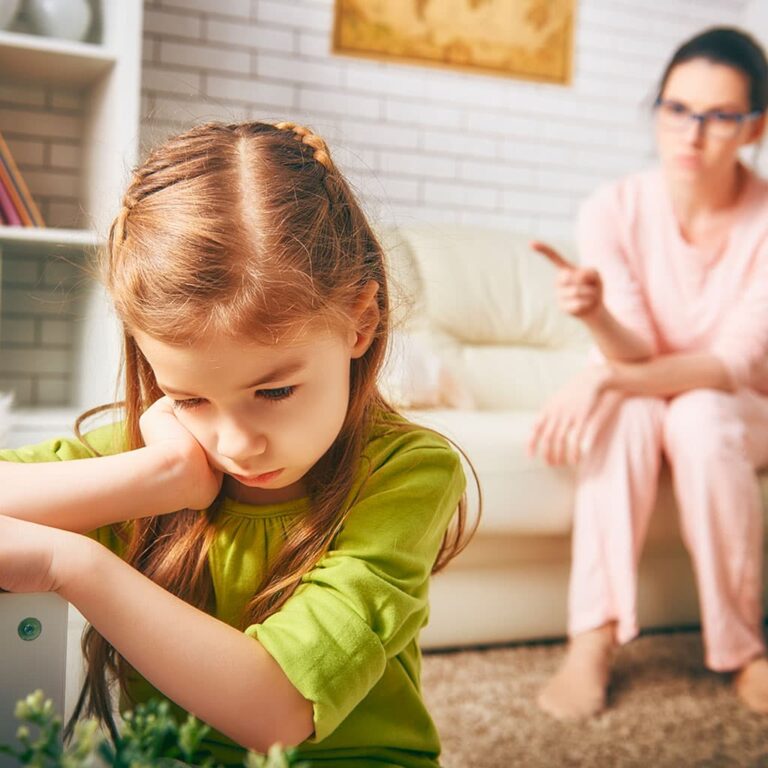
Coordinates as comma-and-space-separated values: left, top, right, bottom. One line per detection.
529, 26, 768, 719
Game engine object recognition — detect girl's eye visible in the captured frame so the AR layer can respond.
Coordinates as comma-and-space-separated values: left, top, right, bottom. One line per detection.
169, 387, 295, 410
172, 398, 205, 411
256, 386, 295, 402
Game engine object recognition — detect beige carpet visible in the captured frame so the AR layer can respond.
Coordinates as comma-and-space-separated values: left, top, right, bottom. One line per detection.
421, 629, 768, 768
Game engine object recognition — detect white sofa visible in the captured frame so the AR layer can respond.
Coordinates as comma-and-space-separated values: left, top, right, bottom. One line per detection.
378, 224, 768, 651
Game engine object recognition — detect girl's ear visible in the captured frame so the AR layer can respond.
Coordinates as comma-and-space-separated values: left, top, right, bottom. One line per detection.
349, 280, 380, 359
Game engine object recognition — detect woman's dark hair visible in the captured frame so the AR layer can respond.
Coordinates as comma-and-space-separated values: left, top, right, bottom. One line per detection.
657, 26, 768, 112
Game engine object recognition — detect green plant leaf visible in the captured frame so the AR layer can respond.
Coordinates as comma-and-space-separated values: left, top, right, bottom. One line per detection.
0, 692, 305, 768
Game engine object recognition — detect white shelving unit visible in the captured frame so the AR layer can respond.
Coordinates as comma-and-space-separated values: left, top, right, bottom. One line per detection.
0, 1, 143, 447
0, 28, 117, 84
0, 224, 100, 253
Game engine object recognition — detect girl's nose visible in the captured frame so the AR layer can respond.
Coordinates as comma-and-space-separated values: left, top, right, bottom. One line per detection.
217, 420, 267, 464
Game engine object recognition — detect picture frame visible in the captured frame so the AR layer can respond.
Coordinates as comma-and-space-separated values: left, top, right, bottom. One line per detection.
333, 0, 575, 84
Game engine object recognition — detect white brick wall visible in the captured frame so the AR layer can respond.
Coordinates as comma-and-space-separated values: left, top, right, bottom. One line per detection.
0, 0, 755, 406
0, 78, 87, 406
0, 252, 79, 406
139, 0, 748, 238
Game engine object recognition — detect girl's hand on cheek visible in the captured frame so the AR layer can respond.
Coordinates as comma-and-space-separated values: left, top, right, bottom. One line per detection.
0, 515, 91, 594
140, 396, 223, 511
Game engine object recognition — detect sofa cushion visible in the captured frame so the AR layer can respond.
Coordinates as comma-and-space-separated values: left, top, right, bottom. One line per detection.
406, 408, 768, 540
379, 330, 476, 409
456, 344, 589, 411
391, 225, 588, 349
406, 408, 575, 535
380, 225, 592, 410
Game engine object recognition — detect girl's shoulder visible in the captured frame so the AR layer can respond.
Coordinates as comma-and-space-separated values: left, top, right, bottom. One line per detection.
364, 409, 462, 473
343, 409, 466, 527
0, 420, 127, 463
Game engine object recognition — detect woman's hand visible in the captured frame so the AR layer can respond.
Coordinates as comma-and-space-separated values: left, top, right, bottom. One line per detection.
532, 241, 604, 320
0, 515, 93, 594
140, 397, 223, 510
528, 366, 614, 465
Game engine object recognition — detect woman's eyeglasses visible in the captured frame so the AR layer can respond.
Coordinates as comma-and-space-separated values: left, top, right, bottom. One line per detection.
654, 98, 762, 139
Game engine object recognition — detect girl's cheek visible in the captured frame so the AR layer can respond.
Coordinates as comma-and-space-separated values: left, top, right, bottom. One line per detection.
177, 414, 216, 455
196, 428, 217, 456
198, 436, 225, 470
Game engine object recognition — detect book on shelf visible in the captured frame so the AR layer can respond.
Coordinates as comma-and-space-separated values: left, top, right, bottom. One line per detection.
0, 176, 22, 225
0, 130, 46, 228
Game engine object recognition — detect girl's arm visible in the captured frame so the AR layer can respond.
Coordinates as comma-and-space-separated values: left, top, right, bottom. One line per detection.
0, 515, 314, 751
1, 445, 192, 532
0, 399, 222, 532
605, 352, 734, 397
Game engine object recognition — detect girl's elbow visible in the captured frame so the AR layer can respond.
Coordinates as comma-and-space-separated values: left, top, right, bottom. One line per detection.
276, 701, 314, 747
241, 698, 314, 753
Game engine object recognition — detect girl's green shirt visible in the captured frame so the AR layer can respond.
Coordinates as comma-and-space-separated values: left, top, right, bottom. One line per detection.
0, 413, 466, 768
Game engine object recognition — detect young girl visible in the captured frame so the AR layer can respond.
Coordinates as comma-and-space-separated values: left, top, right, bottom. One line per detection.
529, 26, 768, 719
0, 121, 472, 766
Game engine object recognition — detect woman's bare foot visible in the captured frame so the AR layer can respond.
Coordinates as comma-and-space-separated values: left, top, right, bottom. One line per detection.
734, 655, 768, 714
537, 622, 616, 720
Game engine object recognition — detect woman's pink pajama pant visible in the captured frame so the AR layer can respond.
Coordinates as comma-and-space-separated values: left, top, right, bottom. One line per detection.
569, 388, 768, 671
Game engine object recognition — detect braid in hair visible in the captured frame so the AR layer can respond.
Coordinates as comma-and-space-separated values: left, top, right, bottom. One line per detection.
274, 122, 349, 208
110, 173, 142, 247
275, 121, 333, 170
273, 121, 359, 276
109, 121, 236, 250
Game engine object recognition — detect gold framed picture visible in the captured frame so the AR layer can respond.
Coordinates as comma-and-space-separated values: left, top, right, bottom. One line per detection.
333, 0, 575, 85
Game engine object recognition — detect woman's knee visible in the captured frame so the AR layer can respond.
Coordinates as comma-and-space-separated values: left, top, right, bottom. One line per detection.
608, 396, 665, 441
663, 389, 746, 461
585, 396, 665, 462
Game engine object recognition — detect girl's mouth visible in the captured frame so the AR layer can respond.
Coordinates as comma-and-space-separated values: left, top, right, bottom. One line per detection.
231, 468, 284, 486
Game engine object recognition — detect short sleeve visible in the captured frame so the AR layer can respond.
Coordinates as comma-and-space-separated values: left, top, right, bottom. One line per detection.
0, 422, 126, 464
578, 185, 658, 356
710, 238, 768, 389
245, 436, 466, 742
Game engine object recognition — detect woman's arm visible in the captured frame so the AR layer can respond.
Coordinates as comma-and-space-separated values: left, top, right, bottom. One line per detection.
605, 352, 735, 397
0, 515, 314, 751
582, 302, 654, 363
528, 365, 620, 465
544, 182, 659, 363
532, 242, 653, 363
529, 353, 734, 467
